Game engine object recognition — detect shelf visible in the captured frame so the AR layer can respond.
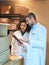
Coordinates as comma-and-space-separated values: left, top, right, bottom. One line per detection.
0, 14, 21, 18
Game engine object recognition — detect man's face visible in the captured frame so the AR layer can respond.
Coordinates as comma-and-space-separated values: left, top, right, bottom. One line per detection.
26, 17, 33, 27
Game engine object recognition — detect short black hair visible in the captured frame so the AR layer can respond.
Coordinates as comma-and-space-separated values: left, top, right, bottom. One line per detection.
27, 13, 36, 20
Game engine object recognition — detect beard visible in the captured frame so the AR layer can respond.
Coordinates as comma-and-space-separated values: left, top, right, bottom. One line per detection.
29, 24, 33, 28
26, 24, 31, 32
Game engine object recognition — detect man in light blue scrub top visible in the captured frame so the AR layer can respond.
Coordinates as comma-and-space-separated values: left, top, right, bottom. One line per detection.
26, 13, 47, 65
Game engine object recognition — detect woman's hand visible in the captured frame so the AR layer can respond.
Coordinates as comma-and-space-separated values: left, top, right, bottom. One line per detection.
18, 42, 23, 46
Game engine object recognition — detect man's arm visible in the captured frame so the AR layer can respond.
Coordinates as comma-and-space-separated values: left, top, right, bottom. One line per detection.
29, 27, 47, 48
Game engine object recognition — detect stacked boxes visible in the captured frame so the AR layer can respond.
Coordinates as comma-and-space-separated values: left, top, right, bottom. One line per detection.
0, 24, 8, 36
0, 24, 10, 65
0, 24, 23, 65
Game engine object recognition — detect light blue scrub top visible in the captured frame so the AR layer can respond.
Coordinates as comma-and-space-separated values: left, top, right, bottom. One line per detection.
26, 23, 47, 65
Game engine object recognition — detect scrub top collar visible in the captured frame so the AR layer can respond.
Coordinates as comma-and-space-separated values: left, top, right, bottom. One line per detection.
32, 22, 40, 29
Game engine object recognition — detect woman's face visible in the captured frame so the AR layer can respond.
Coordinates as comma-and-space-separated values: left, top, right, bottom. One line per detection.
20, 22, 27, 32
